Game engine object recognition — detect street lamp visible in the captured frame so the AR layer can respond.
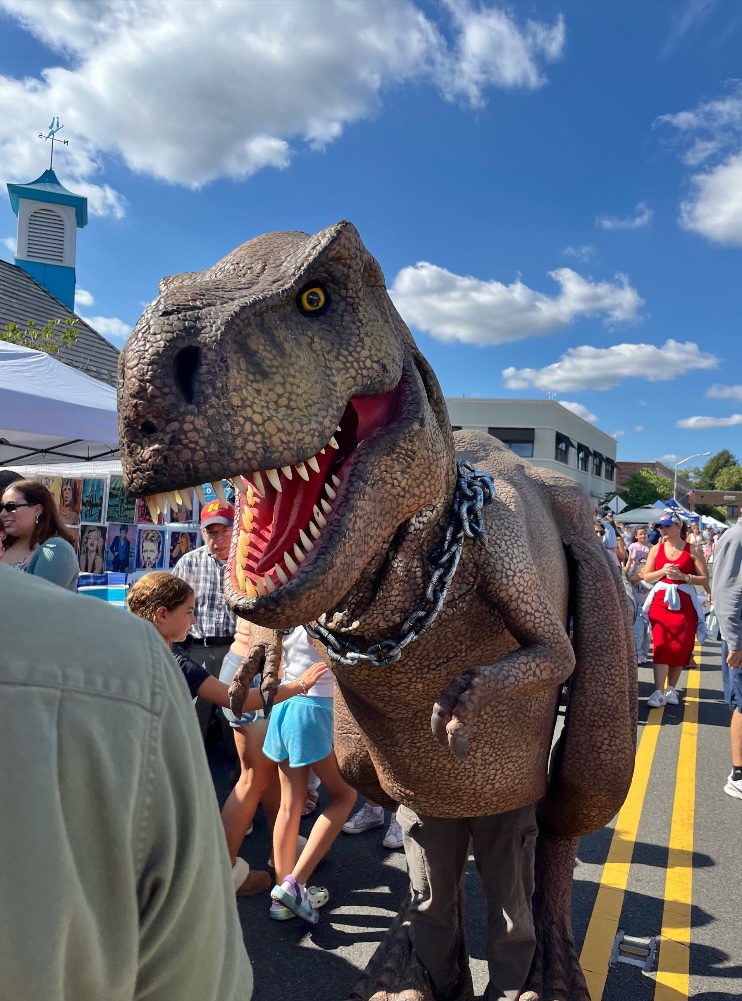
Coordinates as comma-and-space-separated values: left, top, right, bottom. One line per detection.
674, 451, 711, 503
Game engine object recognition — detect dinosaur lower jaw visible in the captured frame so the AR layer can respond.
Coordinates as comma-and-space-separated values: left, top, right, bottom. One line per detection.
228, 377, 407, 600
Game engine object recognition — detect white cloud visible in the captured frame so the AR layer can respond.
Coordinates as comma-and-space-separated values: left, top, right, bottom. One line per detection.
0, 236, 14, 259
706, 383, 742, 401
656, 83, 742, 245
659, 0, 717, 58
676, 414, 742, 429
559, 400, 598, 423
80, 314, 132, 346
502, 339, 718, 392
0, 0, 564, 214
562, 244, 596, 262
596, 201, 654, 231
391, 263, 643, 346
611, 430, 626, 438
74, 287, 94, 308
634, 425, 645, 432
656, 453, 682, 465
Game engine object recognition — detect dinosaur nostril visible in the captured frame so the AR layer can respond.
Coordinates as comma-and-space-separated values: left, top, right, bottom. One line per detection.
174, 346, 201, 405
140, 420, 157, 435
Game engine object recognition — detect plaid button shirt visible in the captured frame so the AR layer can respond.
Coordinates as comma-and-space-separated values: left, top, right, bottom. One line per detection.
171, 546, 236, 639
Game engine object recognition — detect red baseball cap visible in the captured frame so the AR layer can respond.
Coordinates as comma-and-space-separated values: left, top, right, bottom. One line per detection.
200, 500, 234, 527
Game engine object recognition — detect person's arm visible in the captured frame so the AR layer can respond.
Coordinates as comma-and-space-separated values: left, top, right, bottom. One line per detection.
639, 543, 662, 583
27, 538, 79, 592
136, 641, 252, 1000
712, 537, 742, 663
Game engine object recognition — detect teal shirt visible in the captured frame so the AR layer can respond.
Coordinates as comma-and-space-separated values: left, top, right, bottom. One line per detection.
27, 535, 79, 591
0, 566, 253, 1000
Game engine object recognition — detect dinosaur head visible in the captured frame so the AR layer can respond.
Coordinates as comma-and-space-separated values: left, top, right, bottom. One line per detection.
119, 221, 453, 627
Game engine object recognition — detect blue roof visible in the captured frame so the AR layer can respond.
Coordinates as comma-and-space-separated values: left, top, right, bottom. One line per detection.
7, 169, 88, 227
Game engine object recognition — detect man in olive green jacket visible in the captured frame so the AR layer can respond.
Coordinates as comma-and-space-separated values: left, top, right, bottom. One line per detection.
0, 564, 253, 1000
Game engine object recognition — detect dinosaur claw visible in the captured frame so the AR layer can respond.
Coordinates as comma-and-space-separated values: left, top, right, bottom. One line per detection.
431, 703, 452, 747
448, 727, 469, 760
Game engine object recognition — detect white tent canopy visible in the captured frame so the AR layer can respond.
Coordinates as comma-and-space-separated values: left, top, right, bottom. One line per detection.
0, 342, 119, 465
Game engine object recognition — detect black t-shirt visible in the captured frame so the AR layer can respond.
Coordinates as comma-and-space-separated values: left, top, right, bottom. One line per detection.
173, 651, 210, 698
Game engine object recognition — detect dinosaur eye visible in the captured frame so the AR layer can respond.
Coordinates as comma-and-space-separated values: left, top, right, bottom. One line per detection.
297, 283, 329, 315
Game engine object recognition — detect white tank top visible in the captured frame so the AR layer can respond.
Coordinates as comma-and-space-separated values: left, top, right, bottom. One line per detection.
281, 627, 335, 699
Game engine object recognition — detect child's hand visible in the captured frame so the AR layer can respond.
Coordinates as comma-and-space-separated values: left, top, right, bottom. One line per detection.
300, 661, 329, 690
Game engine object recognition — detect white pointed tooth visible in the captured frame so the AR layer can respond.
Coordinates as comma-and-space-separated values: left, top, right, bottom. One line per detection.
264, 573, 276, 594
237, 533, 249, 560
265, 468, 282, 492
158, 492, 170, 512
321, 498, 332, 516
233, 476, 247, 494
174, 488, 184, 504
236, 564, 246, 591
165, 491, 180, 511
145, 496, 160, 521
284, 551, 298, 574
256, 576, 266, 597
281, 465, 293, 480
245, 578, 257, 599
194, 484, 206, 505
251, 471, 265, 496
299, 529, 314, 552
309, 520, 321, 540
275, 564, 289, 585
293, 543, 306, 564
307, 455, 320, 474
319, 447, 326, 455
325, 483, 337, 501
295, 461, 309, 481
332, 475, 341, 488
212, 480, 229, 506
182, 486, 195, 506
313, 505, 327, 529
336, 426, 342, 432
329, 436, 340, 450
241, 506, 253, 531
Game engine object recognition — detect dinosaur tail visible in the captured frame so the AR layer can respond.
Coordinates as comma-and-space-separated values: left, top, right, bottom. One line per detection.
538, 533, 638, 839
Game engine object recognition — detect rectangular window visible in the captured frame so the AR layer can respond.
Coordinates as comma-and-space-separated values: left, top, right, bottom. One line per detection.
555, 432, 573, 464
576, 444, 589, 472
604, 459, 615, 482
592, 452, 603, 477
451, 425, 462, 432
488, 427, 535, 459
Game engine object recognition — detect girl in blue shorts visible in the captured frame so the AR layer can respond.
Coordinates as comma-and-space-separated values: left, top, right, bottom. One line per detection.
265, 627, 356, 923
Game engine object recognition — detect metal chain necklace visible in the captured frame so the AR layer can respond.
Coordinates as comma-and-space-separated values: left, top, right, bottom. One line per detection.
304, 460, 495, 668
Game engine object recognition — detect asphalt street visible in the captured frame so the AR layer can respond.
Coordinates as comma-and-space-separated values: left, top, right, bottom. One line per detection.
208, 639, 740, 1001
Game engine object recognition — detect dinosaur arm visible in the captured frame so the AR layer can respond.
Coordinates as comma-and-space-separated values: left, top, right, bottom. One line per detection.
431, 567, 574, 760
227, 624, 284, 718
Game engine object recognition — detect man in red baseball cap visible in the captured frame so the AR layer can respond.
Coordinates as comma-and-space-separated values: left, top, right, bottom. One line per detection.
172, 497, 236, 731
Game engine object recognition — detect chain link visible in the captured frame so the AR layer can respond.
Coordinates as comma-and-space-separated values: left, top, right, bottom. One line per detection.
304, 461, 495, 667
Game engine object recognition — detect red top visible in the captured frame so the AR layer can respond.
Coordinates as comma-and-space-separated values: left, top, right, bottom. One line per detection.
655, 541, 694, 581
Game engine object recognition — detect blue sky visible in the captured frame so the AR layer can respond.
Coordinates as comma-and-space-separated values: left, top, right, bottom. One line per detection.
1, 0, 742, 469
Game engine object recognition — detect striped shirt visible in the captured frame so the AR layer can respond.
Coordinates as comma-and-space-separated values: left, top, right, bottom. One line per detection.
171, 545, 236, 639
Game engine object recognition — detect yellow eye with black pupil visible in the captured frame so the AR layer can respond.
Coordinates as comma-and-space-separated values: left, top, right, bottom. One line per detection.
297, 285, 327, 314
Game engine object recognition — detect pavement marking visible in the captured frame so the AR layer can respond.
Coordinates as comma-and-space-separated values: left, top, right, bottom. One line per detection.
654, 656, 700, 1000
579, 704, 666, 999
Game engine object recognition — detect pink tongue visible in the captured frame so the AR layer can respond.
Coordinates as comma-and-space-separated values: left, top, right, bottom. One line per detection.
354, 387, 399, 440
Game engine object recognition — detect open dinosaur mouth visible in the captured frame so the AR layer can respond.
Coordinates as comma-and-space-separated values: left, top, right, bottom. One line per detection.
226, 380, 404, 597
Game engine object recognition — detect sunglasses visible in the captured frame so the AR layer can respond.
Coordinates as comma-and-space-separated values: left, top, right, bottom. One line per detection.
0, 501, 32, 514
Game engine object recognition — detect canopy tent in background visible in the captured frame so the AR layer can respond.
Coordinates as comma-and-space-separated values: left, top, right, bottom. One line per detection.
700, 515, 728, 530
615, 505, 666, 524
0, 341, 118, 466
664, 497, 699, 521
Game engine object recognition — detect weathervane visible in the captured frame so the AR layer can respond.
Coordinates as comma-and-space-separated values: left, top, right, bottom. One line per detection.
38, 117, 68, 170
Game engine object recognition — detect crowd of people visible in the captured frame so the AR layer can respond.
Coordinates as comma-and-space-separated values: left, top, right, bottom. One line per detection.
1, 467, 740, 1000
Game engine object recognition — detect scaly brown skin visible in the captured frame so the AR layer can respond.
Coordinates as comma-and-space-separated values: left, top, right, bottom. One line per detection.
119, 222, 637, 1001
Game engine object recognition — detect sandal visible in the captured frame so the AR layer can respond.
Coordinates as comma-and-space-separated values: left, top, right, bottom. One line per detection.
302, 788, 319, 817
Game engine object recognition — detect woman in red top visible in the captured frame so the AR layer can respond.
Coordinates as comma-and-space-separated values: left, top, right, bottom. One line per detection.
641, 512, 708, 707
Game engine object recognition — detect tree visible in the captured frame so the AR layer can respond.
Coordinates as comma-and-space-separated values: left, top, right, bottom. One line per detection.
696, 450, 739, 490
1, 317, 78, 356
620, 468, 673, 510
714, 466, 742, 491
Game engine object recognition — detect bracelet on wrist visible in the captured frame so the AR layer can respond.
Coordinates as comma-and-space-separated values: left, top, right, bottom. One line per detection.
297, 677, 309, 696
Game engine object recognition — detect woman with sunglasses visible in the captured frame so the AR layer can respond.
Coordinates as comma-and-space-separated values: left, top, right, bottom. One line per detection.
0, 480, 79, 591
641, 511, 709, 707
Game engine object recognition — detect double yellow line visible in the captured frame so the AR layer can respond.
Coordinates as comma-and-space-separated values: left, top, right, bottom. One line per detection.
578, 653, 700, 999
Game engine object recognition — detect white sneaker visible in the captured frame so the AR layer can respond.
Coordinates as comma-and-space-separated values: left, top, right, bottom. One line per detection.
664, 687, 680, 705
724, 773, 742, 800
382, 814, 404, 849
647, 690, 666, 708
342, 803, 384, 834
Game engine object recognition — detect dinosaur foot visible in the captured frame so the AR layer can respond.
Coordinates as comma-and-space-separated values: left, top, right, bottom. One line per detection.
519, 835, 590, 1001
344, 893, 473, 1001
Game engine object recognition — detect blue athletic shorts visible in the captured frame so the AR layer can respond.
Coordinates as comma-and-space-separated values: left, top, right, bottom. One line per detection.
721, 641, 742, 714
262, 695, 334, 767
219, 650, 261, 728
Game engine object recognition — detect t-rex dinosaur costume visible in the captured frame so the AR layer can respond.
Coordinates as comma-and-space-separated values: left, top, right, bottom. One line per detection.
119, 221, 637, 1001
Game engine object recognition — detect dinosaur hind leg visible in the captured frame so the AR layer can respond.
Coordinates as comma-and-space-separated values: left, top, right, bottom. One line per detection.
519, 834, 590, 1001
